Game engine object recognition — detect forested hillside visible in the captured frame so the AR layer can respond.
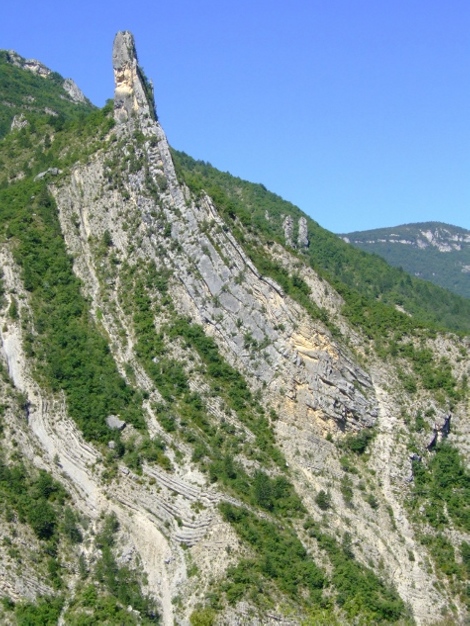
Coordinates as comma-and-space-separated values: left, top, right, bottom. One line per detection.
173, 152, 470, 334
341, 222, 470, 299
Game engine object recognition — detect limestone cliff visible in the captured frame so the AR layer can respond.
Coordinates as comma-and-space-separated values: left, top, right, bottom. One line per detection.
0, 32, 468, 626
113, 31, 157, 124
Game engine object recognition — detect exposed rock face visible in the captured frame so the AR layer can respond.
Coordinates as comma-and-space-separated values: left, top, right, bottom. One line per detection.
6, 51, 58, 81
284, 216, 309, 248
62, 78, 87, 103
113, 30, 157, 125
63, 32, 378, 433
24, 59, 51, 77
6, 50, 51, 77
106, 415, 126, 431
298, 216, 309, 248
34, 167, 62, 181
10, 113, 29, 131
282, 215, 294, 247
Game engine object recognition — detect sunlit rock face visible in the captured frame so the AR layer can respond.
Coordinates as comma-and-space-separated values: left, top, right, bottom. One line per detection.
0, 30, 468, 626
113, 30, 157, 124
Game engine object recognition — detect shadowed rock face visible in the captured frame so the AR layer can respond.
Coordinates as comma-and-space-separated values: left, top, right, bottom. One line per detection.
112, 30, 157, 124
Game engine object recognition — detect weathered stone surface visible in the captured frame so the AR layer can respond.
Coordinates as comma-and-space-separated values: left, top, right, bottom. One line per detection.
62, 78, 87, 103
112, 30, 157, 124
23, 58, 51, 77
6, 50, 50, 76
10, 113, 29, 131
34, 167, 62, 181
106, 415, 126, 430
298, 216, 309, 248
282, 215, 294, 247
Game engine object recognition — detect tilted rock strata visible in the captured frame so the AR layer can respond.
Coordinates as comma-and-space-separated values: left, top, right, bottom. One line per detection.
0, 31, 468, 625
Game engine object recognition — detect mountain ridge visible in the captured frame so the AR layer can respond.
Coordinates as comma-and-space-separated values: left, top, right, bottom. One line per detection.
0, 48, 93, 140
0, 32, 468, 625
340, 221, 470, 299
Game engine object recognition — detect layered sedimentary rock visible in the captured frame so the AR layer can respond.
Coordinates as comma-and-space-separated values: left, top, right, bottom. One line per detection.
0, 31, 468, 625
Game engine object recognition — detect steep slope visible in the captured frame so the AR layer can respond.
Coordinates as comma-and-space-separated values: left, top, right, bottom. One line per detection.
0, 49, 93, 139
0, 32, 469, 625
171, 158, 470, 333
340, 222, 470, 299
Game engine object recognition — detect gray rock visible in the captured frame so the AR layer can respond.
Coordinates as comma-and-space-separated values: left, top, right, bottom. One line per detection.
282, 215, 294, 247
106, 415, 126, 430
5, 51, 53, 79
298, 216, 309, 248
34, 167, 62, 181
113, 31, 157, 125
10, 114, 29, 132
62, 78, 87, 104
23, 59, 51, 77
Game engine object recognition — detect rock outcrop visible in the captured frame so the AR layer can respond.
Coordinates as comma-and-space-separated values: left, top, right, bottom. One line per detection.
113, 30, 157, 124
62, 77, 87, 103
282, 215, 293, 247
10, 113, 29, 131
298, 216, 309, 248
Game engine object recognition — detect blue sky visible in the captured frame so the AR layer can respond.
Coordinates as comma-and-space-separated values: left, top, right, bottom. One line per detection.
1, 1, 469, 233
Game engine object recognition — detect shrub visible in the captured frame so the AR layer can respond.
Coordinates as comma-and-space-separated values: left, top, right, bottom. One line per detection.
190, 608, 216, 626
315, 489, 332, 510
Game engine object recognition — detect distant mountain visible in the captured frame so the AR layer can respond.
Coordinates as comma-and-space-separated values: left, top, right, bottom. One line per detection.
340, 222, 470, 299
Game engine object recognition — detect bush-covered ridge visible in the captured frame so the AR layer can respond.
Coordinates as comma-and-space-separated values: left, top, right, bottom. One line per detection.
0, 50, 94, 140
343, 221, 470, 241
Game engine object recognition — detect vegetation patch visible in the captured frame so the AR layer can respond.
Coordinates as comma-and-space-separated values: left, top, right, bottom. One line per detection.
304, 519, 407, 622
219, 504, 324, 607
0, 181, 145, 442
64, 513, 159, 624
7, 596, 64, 626
410, 442, 470, 533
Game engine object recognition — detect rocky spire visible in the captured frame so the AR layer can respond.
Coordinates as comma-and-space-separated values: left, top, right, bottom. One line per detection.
112, 31, 157, 124
298, 216, 309, 248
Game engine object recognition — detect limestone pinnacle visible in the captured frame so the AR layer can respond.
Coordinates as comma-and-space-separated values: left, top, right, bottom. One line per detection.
112, 30, 157, 124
